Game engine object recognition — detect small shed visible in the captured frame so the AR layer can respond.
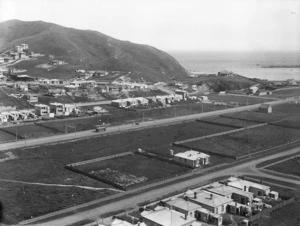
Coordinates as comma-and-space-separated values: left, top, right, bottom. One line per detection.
258, 104, 272, 113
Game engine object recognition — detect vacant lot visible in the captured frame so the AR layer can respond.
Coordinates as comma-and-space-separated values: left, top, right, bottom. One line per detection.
0, 89, 32, 109
0, 119, 234, 221
183, 125, 300, 157
32, 103, 231, 134
25, 121, 234, 165
198, 116, 259, 128
0, 130, 15, 142
0, 181, 116, 224
221, 110, 289, 123
272, 103, 300, 114
267, 156, 300, 177
271, 115, 300, 129
271, 87, 300, 98
1, 124, 62, 139
76, 154, 189, 187
206, 94, 274, 106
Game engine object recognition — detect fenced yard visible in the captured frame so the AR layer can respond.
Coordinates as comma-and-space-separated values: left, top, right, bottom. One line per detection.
180, 125, 300, 158
72, 154, 190, 190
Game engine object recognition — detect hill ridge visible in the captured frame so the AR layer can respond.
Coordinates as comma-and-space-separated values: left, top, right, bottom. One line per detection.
0, 20, 187, 82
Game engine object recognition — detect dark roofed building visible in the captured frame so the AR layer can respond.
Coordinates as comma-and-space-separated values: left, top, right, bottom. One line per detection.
258, 104, 272, 113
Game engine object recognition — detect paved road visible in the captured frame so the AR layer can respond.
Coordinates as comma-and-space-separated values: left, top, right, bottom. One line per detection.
0, 98, 294, 151
19, 146, 300, 226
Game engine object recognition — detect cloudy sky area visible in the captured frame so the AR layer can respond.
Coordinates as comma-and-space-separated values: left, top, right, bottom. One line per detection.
0, 0, 299, 51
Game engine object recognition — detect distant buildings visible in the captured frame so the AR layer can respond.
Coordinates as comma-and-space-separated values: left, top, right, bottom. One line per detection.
218, 70, 234, 77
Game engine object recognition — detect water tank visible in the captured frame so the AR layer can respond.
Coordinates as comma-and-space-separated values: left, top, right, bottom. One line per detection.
170, 149, 174, 156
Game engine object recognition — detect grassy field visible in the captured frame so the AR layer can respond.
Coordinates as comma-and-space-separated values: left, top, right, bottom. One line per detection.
256, 153, 300, 168
0, 181, 116, 224
1, 124, 62, 139
0, 119, 234, 221
272, 103, 300, 114
36, 102, 230, 134
76, 154, 189, 187
183, 125, 300, 157
266, 156, 300, 177
0, 130, 15, 142
206, 93, 274, 106
271, 87, 300, 98
221, 110, 289, 123
198, 116, 259, 128
0, 89, 33, 109
271, 115, 300, 129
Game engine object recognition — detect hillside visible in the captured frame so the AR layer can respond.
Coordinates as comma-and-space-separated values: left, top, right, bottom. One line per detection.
188, 75, 257, 92
0, 20, 188, 82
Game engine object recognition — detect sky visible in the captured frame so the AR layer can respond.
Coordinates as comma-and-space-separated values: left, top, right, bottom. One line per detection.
0, 0, 299, 52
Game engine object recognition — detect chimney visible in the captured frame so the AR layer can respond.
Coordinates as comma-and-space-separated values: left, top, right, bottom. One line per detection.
210, 194, 213, 199
194, 192, 197, 199
244, 186, 247, 191
185, 196, 188, 201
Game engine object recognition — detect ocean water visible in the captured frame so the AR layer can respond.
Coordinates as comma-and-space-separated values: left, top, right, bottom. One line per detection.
169, 51, 300, 81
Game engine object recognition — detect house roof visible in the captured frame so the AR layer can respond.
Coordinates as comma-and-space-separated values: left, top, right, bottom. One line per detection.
35, 104, 49, 108
191, 191, 232, 207
174, 150, 209, 161
259, 104, 272, 109
141, 208, 195, 226
166, 198, 201, 211
204, 182, 254, 198
227, 177, 270, 191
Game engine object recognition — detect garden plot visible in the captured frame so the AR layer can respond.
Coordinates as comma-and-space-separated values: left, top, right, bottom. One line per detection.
183, 125, 300, 158
75, 154, 189, 188
266, 156, 300, 177
221, 110, 289, 123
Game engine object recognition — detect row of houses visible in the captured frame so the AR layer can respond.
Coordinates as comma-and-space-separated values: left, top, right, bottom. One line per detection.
111, 93, 185, 108
34, 103, 80, 117
0, 109, 37, 123
104, 177, 278, 226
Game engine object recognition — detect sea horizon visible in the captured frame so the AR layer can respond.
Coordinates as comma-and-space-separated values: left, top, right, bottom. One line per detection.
168, 50, 300, 81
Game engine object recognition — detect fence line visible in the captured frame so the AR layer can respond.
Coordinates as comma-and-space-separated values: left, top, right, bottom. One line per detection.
67, 152, 134, 167
249, 198, 294, 221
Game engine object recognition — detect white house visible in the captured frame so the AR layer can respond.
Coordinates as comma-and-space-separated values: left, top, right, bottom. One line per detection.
173, 150, 210, 168
35, 104, 50, 116
49, 102, 65, 115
